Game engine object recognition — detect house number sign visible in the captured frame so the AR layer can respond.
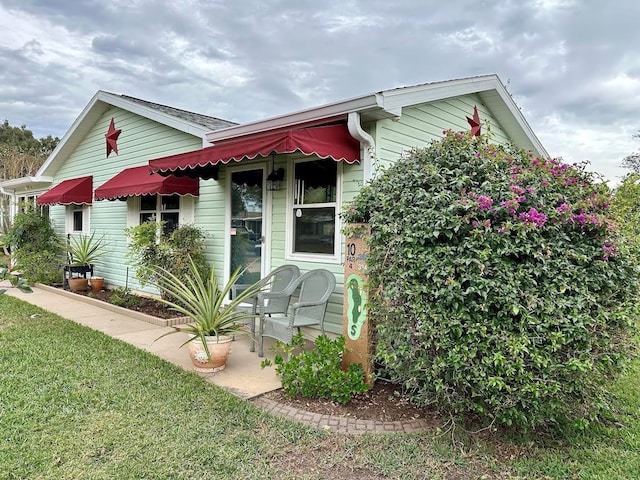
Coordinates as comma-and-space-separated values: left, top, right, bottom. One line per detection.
343, 224, 373, 384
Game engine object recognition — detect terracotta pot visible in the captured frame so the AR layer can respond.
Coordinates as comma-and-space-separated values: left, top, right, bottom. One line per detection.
68, 277, 89, 292
187, 335, 233, 373
90, 277, 104, 292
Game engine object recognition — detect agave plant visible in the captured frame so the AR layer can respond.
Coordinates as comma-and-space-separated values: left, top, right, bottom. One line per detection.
155, 256, 263, 360
68, 231, 107, 266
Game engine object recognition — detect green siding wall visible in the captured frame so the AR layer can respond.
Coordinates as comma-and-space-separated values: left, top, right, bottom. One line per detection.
375, 94, 509, 170
48, 106, 204, 292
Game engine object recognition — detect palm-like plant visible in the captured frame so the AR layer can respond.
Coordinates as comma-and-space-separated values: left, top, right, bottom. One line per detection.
68, 231, 107, 266
155, 256, 263, 361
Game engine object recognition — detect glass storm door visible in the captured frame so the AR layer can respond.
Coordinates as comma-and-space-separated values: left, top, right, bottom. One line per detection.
229, 168, 264, 285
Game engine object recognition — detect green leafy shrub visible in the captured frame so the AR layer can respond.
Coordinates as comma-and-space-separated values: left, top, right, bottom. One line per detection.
108, 287, 139, 308
263, 333, 369, 404
343, 131, 640, 429
125, 221, 209, 299
611, 172, 640, 248
6, 208, 64, 284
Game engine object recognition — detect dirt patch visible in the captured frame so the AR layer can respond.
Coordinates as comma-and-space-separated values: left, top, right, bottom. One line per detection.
262, 381, 443, 425
69, 288, 183, 319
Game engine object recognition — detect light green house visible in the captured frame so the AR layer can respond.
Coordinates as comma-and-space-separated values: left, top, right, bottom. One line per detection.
0, 74, 547, 337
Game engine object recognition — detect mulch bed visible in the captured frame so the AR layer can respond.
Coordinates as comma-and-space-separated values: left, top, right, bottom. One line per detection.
70, 287, 183, 319
263, 381, 443, 424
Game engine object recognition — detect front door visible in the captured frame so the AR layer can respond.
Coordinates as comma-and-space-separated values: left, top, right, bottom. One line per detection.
229, 168, 264, 285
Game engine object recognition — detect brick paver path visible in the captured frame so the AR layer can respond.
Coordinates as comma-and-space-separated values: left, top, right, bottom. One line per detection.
252, 397, 430, 434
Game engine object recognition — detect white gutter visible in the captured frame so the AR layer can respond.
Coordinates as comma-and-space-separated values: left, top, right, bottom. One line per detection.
347, 112, 376, 181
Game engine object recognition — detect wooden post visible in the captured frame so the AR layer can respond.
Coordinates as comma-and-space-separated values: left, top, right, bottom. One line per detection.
343, 223, 373, 385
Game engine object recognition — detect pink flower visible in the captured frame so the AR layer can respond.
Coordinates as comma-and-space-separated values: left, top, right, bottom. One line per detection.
477, 195, 493, 210
519, 208, 547, 227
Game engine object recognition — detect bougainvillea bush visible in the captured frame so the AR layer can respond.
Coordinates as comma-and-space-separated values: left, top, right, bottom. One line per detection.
343, 131, 640, 429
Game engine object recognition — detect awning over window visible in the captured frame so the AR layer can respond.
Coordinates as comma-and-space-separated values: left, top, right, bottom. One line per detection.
37, 176, 93, 206
148, 124, 360, 179
94, 165, 199, 201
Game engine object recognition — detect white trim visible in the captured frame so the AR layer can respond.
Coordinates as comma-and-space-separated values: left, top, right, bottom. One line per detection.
285, 157, 342, 265
223, 162, 269, 287
37, 91, 219, 177
206, 74, 548, 158
66, 204, 90, 234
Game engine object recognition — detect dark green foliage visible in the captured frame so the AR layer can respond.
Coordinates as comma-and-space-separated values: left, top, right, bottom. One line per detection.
263, 333, 369, 404
108, 286, 139, 308
344, 131, 640, 429
6, 208, 64, 284
125, 222, 209, 300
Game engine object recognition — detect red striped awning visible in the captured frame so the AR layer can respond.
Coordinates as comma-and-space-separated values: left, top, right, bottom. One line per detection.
149, 124, 360, 179
37, 176, 93, 206
94, 165, 199, 201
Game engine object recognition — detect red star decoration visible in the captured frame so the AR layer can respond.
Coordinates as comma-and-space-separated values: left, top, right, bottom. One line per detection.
105, 117, 122, 157
467, 106, 481, 137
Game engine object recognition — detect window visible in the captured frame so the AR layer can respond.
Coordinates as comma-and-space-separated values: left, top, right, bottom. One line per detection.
139, 194, 180, 236
73, 206, 83, 231
66, 204, 89, 233
290, 158, 339, 258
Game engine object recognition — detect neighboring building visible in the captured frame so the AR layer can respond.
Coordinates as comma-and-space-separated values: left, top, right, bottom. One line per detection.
0, 74, 547, 337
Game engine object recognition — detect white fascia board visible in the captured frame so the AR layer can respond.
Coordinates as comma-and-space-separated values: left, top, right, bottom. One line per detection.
37, 91, 211, 177
208, 73, 547, 159
0, 176, 52, 191
491, 84, 549, 158
205, 75, 500, 143
206, 94, 386, 142
379, 75, 499, 112
99, 93, 213, 138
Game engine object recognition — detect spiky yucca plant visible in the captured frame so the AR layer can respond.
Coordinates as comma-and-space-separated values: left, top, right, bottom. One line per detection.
155, 256, 262, 360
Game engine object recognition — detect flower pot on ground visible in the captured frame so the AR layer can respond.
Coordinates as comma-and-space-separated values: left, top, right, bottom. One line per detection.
188, 334, 233, 372
66, 232, 108, 291
90, 276, 104, 292
68, 276, 89, 292
154, 256, 262, 373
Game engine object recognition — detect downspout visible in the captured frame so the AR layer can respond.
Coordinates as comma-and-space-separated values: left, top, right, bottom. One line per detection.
347, 112, 375, 182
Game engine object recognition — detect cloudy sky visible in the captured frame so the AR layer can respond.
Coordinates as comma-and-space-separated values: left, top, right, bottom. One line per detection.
1, 0, 638, 183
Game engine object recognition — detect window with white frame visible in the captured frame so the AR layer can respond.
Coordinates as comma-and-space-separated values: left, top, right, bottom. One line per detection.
139, 194, 181, 236
291, 158, 339, 258
66, 204, 89, 233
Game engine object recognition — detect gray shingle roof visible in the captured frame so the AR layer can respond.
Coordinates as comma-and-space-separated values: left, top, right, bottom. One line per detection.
120, 94, 237, 131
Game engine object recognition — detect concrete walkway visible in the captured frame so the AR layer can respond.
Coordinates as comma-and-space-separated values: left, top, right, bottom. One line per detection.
4, 283, 281, 399
4, 283, 433, 434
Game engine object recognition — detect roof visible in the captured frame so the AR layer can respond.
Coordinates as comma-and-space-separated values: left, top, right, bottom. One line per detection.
36, 91, 237, 178
205, 74, 548, 158
120, 95, 235, 131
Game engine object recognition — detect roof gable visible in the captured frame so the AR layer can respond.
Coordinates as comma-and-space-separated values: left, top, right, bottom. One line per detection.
37, 91, 236, 177
205, 74, 547, 157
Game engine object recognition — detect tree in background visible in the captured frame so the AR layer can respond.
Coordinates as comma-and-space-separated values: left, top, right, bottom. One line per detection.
611, 173, 640, 245
621, 131, 640, 173
0, 120, 60, 231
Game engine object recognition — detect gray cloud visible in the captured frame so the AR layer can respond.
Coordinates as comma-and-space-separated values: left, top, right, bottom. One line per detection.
1, 0, 639, 181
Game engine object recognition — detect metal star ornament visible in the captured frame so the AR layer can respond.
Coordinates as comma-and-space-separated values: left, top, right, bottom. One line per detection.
105, 117, 122, 157
467, 106, 481, 137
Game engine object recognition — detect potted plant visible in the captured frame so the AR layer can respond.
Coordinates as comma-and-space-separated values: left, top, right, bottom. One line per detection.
66, 232, 107, 292
155, 257, 262, 373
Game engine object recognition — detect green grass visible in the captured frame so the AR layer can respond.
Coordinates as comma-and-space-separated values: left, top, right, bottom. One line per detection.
1, 294, 640, 479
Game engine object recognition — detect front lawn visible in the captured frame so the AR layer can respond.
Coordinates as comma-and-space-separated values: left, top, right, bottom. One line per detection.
1, 294, 639, 479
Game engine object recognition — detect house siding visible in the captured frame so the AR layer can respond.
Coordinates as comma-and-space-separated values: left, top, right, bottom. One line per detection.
47, 106, 205, 291
375, 94, 510, 170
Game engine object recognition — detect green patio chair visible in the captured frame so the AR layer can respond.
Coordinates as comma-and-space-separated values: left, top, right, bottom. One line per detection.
232, 264, 300, 352
258, 269, 336, 357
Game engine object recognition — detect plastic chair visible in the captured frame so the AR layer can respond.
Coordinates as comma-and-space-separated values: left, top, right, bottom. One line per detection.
232, 265, 300, 352
258, 269, 336, 357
